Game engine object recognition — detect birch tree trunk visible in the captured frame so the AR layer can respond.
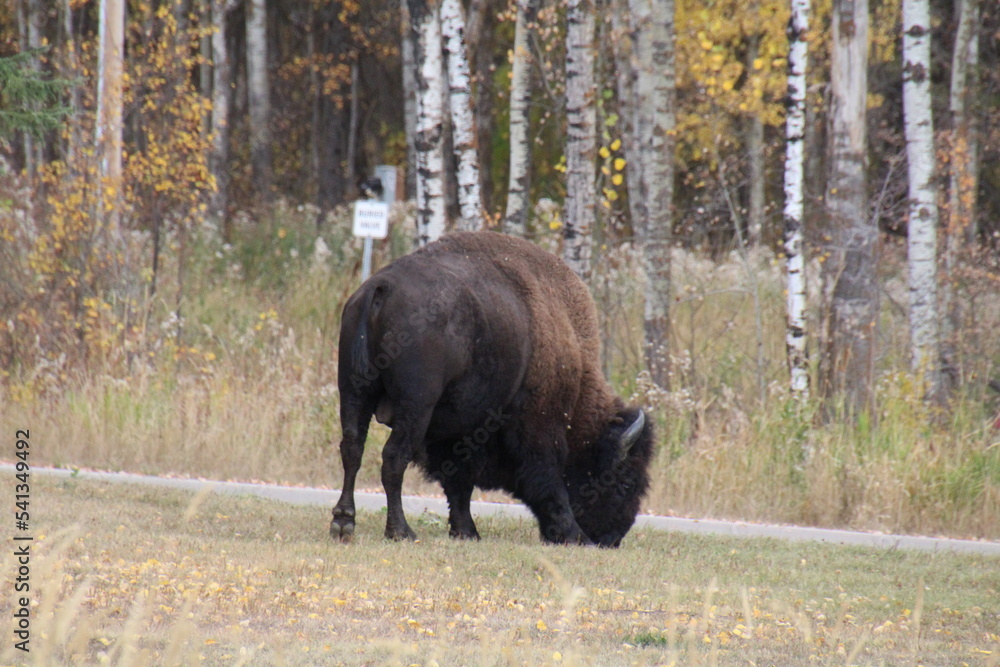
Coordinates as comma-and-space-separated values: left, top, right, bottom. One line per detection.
246, 0, 274, 200
902, 0, 941, 397
562, 0, 597, 281
345, 61, 361, 198
441, 0, 484, 231
503, 0, 538, 238
22, 0, 44, 181
408, 0, 448, 245
948, 0, 980, 246
746, 34, 765, 247
61, 0, 82, 165
401, 0, 419, 201
209, 0, 235, 222
96, 0, 124, 240
783, 0, 810, 397
941, 0, 980, 390
468, 0, 500, 216
819, 0, 876, 418
627, 0, 676, 388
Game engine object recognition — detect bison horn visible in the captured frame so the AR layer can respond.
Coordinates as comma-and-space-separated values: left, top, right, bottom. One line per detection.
618, 410, 645, 461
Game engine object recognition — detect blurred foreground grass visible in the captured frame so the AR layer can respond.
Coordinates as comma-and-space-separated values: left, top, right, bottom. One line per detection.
2, 474, 998, 665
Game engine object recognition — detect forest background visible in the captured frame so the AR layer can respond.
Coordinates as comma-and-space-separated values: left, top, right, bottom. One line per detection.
1, 0, 999, 541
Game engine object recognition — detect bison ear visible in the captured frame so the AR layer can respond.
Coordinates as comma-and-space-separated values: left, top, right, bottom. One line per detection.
618, 410, 645, 461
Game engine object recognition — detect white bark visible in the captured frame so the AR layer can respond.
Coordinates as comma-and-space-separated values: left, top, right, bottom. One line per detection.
346, 61, 361, 191
401, 0, 418, 200
747, 115, 765, 246
503, 0, 537, 238
563, 0, 596, 281
409, 0, 448, 245
627, 0, 676, 388
209, 0, 236, 220
746, 35, 764, 247
941, 0, 980, 390
947, 0, 979, 244
62, 0, 82, 164
96, 0, 124, 237
246, 0, 273, 197
440, 0, 484, 231
783, 0, 810, 396
22, 0, 44, 179
902, 0, 940, 392
820, 0, 876, 416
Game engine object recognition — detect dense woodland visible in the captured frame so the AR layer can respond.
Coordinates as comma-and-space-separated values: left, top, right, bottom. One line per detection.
2, 0, 1000, 414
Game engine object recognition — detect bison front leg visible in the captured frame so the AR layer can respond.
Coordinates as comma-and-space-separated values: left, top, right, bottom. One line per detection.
512, 436, 592, 546
442, 476, 480, 540
530, 493, 591, 545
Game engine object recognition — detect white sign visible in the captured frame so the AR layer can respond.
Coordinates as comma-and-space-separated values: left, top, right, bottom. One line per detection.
352, 200, 390, 239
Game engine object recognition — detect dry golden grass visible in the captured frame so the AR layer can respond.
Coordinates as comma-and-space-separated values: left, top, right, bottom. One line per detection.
1, 474, 998, 665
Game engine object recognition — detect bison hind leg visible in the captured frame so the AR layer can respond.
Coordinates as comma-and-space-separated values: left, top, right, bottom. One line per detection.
332, 395, 377, 543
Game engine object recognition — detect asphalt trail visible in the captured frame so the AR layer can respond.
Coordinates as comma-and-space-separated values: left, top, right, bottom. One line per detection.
14, 465, 1000, 556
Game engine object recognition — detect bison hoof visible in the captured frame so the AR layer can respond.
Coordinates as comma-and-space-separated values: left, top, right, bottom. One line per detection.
331, 508, 356, 543
385, 523, 417, 541
542, 524, 593, 546
449, 527, 481, 541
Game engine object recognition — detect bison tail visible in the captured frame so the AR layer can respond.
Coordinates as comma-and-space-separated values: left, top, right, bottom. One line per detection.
349, 283, 385, 386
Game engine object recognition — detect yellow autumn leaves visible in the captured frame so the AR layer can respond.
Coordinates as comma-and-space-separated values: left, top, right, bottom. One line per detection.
675, 0, 790, 169
600, 138, 627, 208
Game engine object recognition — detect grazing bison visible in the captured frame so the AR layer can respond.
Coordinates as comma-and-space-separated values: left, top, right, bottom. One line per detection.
331, 231, 654, 546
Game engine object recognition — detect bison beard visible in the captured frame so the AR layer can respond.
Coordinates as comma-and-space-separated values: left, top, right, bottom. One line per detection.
331, 232, 654, 546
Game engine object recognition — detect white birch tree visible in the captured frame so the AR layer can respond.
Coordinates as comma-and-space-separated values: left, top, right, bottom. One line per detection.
941, 0, 980, 390
246, 0, 273, 199
209, 0, 237, 221
408, 0, 448, 245
902, 0, 940, 396
626, 0, 676, 388
819, 0, 876, 417
96, 0, 124, 238
947, 0, 980, 246
783, 0, 810, 396
503, 0, 538, 238
440, 0, 484, 231
746, 33, 765, 247
21, 0, 44, 180
401, 0, 419, 200
562, 0, 596, 281
345, 61, 361, 194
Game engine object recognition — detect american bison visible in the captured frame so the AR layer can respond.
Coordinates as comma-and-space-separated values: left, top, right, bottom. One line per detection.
331, 231, 654, 546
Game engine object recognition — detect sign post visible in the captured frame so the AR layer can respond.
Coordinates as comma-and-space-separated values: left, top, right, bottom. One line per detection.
353, 200, 389, 281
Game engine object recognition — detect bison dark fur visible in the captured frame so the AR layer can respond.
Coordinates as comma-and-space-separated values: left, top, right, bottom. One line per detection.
331, 232, 654, 546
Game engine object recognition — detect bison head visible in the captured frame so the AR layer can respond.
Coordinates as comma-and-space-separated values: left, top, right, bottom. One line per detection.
565, 407, 654, 547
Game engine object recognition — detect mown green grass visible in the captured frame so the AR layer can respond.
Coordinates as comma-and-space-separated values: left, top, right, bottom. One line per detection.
3, 474, 998, 665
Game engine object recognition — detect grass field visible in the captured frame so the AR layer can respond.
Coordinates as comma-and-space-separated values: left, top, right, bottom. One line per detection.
3, 474, 998, 666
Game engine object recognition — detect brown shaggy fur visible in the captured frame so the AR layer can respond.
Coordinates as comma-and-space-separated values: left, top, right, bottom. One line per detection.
425, 232, 620, 455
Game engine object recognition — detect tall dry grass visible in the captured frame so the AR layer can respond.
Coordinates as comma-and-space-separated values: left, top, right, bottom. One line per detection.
2, 203, 1000, 538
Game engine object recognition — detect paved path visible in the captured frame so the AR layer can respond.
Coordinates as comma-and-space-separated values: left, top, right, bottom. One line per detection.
14, 465, 1000, 556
